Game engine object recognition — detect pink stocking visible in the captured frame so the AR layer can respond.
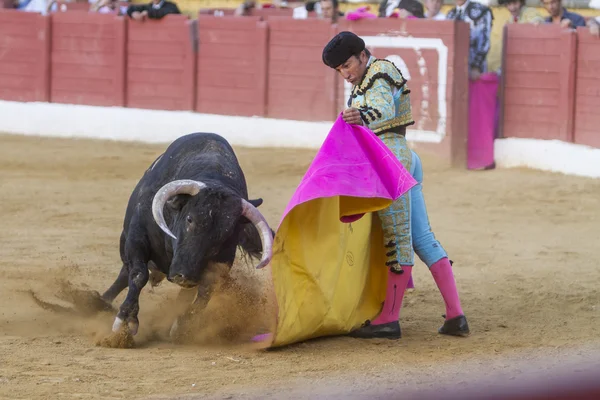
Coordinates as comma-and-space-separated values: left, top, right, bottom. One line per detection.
430, 257, 464, 320
371, 266, 413, 325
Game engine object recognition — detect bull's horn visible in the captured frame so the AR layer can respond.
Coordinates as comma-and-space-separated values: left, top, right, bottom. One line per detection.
241, 199, 273, 269
152, 179, 207, 240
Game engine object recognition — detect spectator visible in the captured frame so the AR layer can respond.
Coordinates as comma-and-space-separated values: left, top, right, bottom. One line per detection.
541, 0, 586, 28
446, 0, 493, 81
234, 0, 277, 16
319, 0, 344, 22
424, 0, 445, 20
14, 0, 53, 14
587, 16, 600, 37
378, 0, 423, 18
91, 0, 127, 15
499, 0, 543, 24
234, 0, 255, 16
127, 0, 180, 20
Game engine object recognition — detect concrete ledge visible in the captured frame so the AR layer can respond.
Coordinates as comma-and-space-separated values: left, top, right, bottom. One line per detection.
0, 100, 331, 149
494, 137, 600, 179
2, 100, 600, 179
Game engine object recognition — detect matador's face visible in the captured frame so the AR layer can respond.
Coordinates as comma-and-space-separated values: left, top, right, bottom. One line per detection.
335, 51, 369, 86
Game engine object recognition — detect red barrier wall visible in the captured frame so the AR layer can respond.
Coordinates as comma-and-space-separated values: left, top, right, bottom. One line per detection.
573, 28, 600, 149
500, 24, 576, 142
127, 15, 196, 111
0, 10, 50, 102
266, 17, 337, 121
59, 1, 91, 11
337, 19, 470, 167
50, 12, 126, 107
196, 15, 268, 117
251, 8, 294, 18
199, 8, 237, 16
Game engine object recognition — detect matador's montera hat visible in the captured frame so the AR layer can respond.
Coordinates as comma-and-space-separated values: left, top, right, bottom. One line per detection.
322, 31, 366, 69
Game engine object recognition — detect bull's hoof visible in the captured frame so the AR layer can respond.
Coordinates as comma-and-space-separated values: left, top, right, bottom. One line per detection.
96, 329, 135, 349
169, 317, 190, 344
112, 317, 139, 336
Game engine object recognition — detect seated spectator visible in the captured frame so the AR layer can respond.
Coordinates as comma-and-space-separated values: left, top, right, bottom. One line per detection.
91, 0, 127, 15
587, 16, 600, 36
541, 0, 586, 28
424, 0, 446, 20
499, 0, 543, 24
14, 0, 54, 14
234, 0, 255, 16
319, 0, 343, 22
127, 0, 180, 20
234, 0, 276, 16
378, 0, 423, 18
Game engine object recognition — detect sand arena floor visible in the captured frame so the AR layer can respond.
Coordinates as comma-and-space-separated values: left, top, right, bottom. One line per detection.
1, 133, 599, 399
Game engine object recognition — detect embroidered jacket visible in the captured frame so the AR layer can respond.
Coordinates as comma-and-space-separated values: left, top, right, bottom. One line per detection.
446, 0, 493, 72
348, 57, 414, 135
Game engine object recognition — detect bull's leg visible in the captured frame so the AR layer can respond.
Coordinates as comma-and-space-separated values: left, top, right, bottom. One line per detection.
112, 259, 149, 336
101, 264, 129, 303
168, 287, 199, 342
100, 231, 130, 304
169, 263, 229, 342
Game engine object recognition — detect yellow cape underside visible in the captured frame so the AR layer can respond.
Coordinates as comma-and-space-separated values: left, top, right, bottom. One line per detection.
266, 195, 392, 348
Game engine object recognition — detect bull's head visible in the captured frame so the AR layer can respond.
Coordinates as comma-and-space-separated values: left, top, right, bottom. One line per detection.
151, 180, 273, 287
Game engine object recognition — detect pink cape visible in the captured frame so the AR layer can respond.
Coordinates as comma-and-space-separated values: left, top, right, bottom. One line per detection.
278, 114, 417, 227
467, 72, 500, 170
257, 115, 418, 348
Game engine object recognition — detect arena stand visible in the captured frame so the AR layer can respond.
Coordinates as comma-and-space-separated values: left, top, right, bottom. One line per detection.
0, 8, 599, 177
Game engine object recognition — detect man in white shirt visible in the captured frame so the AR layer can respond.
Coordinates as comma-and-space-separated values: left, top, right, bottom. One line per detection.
425, 0, 446, 20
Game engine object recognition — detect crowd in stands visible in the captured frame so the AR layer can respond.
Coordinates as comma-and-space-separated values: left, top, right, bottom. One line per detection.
5, 0, 600, 80
10, 0, 181, 18
289, 0, 600, 78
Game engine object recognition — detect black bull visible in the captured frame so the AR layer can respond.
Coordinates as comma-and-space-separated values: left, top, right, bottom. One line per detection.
100, 132, 274, 337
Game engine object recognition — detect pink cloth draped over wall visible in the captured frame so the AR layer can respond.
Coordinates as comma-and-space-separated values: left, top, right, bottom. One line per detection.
468, 73, 500, 170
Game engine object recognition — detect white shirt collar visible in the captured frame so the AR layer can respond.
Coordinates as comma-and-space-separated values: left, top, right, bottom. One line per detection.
456, 0, 470, 13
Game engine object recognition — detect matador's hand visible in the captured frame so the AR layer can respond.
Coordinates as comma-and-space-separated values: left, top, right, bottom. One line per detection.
343, 108, 364, 126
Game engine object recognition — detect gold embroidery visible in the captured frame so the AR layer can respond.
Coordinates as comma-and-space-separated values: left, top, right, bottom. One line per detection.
349, 59, 414, 134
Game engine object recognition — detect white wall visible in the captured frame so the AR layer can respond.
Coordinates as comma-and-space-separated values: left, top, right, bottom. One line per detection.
1, 100, 599, 179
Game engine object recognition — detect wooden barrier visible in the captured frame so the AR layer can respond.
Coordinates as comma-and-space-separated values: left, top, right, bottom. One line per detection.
266, 17, 337, 121
50, 12, 126, 107
573, 28, 600, 149
500, 24, 576, 142
0, 10, 50, 102
127, 15, 196, 111
337, 19, 470, 167
2, 12, 599, 157
57, 1, 91, 11
196, 15, 268, 117
199, 8, 237, 16
250, 8, 294, 18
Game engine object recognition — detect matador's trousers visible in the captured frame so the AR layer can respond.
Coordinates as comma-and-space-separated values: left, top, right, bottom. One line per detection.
376, 132, 448, 269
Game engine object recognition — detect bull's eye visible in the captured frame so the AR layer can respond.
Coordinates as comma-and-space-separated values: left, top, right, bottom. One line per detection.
186, 215, 193, 224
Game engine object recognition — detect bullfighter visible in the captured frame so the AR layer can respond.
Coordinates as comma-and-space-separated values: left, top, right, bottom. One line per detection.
321, 31, 470, 339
